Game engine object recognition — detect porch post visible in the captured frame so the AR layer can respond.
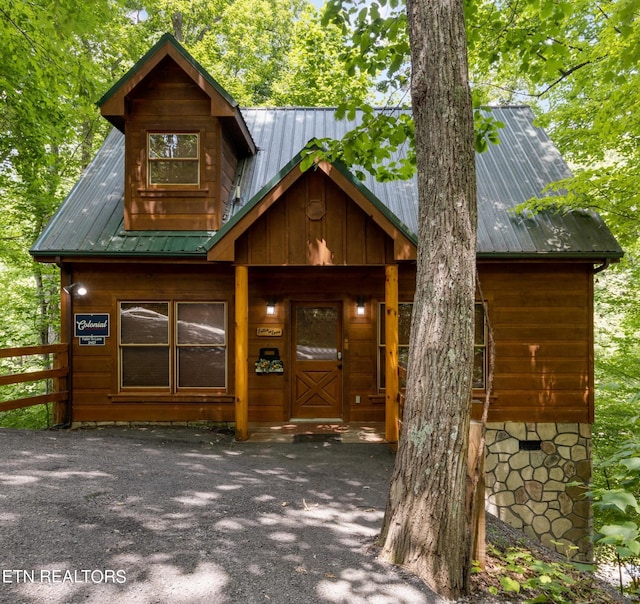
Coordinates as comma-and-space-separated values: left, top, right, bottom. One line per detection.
235, 265, 249, 441
385, 264, 399, 443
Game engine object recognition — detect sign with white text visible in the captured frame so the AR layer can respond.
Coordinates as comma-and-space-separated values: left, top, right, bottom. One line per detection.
79, 336, 106, 346
75, 314, 110, 338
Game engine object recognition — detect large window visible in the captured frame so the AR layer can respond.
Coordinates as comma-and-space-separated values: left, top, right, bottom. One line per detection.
378, 302, 487, 390
119, 301, 226, 390
148, 133, 199, 186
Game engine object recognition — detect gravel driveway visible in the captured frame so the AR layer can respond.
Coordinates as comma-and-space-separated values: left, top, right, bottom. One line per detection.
0, 426, 443, 604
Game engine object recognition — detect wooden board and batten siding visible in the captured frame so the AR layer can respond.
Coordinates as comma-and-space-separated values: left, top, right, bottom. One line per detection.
235, 170, 395, 266
114, 57, 240, 231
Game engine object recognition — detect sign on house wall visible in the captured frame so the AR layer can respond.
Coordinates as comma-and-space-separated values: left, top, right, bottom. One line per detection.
74, 313, 110, 346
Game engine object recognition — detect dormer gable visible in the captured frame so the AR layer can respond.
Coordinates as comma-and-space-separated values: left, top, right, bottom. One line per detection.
97, 34, 255, 232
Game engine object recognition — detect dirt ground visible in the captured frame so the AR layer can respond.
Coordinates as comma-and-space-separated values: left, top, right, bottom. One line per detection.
0, 425, 446, 604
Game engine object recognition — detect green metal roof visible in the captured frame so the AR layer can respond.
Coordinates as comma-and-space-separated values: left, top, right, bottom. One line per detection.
31, 107, 624, 261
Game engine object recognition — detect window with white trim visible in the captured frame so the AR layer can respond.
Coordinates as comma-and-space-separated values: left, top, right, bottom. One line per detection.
119, 301, 226, 390
148, 133, 199, 186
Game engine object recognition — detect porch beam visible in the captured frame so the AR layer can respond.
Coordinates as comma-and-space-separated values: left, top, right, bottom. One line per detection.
385, 264, 399, 443
235, 265, 249, 441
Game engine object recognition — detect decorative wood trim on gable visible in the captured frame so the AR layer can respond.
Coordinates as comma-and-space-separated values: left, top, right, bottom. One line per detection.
206, 159, 417, 264
315, 163, 417, 262
98, 34, 255, 156
101, 44, 233, 122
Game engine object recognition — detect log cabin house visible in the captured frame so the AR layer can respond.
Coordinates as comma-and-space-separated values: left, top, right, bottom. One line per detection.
31, 34, 622, 559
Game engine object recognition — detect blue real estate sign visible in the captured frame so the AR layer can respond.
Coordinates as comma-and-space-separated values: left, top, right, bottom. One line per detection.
74, 313, 110, 346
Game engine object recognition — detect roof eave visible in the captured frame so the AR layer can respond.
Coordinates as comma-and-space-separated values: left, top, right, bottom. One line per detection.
477, 251, 624, 261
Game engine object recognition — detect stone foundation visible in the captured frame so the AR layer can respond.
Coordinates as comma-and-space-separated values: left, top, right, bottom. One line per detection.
485, 422, 593, 562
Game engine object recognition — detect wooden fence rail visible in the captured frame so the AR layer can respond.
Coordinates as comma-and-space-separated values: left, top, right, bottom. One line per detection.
0, 344, 69, 414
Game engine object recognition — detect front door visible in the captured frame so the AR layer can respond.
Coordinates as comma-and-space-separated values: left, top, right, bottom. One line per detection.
291, 302, 343, 420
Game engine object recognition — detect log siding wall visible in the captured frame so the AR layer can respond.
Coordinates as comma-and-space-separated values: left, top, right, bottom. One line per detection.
474, 262, 593, 424
63, 261, 593, 426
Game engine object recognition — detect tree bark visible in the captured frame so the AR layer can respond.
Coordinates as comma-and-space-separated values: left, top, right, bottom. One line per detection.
378, 0, 477, 599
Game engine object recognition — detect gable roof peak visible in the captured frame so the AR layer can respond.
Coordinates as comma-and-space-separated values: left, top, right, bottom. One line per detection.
97, 33, 255, 154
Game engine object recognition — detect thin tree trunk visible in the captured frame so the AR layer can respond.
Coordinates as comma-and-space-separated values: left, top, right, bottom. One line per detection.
378, 0, 477, 599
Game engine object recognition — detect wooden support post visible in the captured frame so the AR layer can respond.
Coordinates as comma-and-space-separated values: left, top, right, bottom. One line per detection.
468, 420, 486, 569
59, 270, 72, 426
235, 265, 249, 441
385, 264, 399, 443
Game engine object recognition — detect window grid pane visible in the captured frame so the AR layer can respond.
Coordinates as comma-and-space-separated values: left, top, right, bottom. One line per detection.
121, 347, 170, 388
178, 347, 226, 388
149, 134, 198, 158
120, 302, 169, 344
149, 161, 199, 185
177, 303, 225, 345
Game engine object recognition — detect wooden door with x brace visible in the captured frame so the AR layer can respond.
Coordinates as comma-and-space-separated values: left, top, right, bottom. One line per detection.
290, 302, 343, 420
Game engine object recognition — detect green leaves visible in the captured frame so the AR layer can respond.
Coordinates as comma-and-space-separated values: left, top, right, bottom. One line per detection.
500, 575, 521, 593
600, 490, 640, 514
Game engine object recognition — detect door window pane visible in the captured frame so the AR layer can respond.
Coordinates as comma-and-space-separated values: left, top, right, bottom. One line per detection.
296, 307, 338, 360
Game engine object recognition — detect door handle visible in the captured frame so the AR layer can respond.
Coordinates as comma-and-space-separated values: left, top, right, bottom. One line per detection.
337, 352, 342, 360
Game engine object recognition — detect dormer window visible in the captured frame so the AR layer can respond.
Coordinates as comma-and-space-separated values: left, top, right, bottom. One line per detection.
148, 133, 199, 186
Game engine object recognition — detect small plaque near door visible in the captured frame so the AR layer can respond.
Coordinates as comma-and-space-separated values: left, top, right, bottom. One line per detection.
257, 327, 283, 337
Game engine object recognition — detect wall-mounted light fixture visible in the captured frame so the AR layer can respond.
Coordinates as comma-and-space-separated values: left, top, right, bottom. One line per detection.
266, 297, 276, 316
63, 283, 88, 296
356, 296, 366, 316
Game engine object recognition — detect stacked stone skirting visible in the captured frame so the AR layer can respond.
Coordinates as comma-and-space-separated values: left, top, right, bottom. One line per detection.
485, 422, 593, 562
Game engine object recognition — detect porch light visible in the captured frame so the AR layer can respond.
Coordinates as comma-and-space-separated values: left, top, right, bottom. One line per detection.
266, 297, 276, 315
356, 296, 366, 316
64, 283, 87, 296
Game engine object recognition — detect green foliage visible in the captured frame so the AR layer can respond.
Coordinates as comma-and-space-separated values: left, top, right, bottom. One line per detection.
125, 0, 373, 107
268, 4, 372, 106
0, 404, 51, 430
483, 545, 601, 603
589, 422, 640, 592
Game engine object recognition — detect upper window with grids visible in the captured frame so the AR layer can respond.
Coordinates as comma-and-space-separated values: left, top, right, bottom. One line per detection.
147, 133, 199, 186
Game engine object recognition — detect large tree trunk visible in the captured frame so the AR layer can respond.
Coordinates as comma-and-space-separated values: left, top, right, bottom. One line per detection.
378, 0, 477, 599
